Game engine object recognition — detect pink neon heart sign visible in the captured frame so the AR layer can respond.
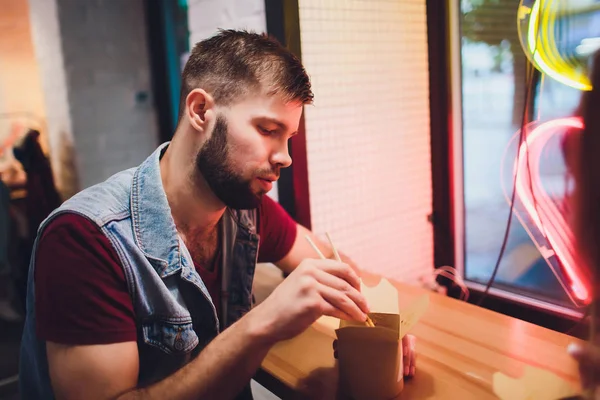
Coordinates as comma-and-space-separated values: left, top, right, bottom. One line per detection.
513, 116, 590, 303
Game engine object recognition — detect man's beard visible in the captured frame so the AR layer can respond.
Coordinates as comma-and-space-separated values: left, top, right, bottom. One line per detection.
195, 115, 267, 209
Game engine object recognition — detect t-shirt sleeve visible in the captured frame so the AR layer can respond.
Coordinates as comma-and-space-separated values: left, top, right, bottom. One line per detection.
35, 213, 137, 345
257, 195, 298, 263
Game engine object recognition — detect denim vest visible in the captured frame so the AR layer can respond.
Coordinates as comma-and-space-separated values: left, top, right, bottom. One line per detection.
19, 143, 260, 399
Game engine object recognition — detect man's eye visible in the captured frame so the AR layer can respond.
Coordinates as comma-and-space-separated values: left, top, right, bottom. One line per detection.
259, 127, 275, 135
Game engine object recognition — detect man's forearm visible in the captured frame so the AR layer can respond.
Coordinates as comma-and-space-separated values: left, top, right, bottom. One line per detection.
118, 308, 272, 400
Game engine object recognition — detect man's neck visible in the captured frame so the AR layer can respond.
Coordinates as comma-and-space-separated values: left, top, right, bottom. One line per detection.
159, 140, 226, 239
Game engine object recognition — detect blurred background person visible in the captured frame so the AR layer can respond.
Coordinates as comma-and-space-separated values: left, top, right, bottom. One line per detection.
567, 50, 600, 398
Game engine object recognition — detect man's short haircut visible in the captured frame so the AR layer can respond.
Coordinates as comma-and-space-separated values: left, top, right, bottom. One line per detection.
178, 29, 313, 119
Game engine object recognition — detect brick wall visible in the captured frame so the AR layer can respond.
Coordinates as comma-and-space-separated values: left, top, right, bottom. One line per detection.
298, 0, 434, 283
28, 0, 159, 197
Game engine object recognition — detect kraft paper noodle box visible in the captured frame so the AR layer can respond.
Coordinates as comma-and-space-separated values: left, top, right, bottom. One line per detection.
336, 313, 404, 399
334, 278, 429, 400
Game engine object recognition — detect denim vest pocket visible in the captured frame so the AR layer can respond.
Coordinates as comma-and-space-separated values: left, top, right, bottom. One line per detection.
142, 320, 199, 354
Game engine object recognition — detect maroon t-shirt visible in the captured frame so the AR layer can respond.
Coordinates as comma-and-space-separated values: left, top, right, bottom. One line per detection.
34, 195, 297, 345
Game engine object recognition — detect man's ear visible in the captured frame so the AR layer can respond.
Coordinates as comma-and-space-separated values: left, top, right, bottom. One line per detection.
186, 89, 215, 132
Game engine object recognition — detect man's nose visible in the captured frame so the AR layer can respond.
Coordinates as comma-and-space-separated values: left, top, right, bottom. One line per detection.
271, 142, 292, 169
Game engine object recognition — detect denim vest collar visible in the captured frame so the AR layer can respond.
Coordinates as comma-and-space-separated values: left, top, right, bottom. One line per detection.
130, 143, 259, 327
131, 143, 182, 278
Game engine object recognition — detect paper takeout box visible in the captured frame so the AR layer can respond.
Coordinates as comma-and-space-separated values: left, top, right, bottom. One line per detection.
336, 313, 404, 399
334, 278, 429, 400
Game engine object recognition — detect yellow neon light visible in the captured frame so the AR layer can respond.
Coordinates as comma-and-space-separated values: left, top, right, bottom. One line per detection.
527, 0, 541, 52
545, 0, 562, 72
521, 0, 592, 91
533, 52, 591, 91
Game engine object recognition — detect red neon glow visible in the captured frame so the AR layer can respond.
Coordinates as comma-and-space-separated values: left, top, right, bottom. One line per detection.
515, 116, 590, 302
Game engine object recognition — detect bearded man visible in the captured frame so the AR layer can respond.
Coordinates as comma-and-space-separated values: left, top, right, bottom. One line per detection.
19, 30, 416, 400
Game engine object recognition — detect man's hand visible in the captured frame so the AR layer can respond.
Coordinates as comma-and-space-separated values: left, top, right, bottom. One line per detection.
249, 258, 371, 343
274, 225, 419, 378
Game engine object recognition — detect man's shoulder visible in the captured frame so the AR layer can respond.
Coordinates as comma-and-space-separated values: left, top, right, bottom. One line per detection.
39, 212, 109, 247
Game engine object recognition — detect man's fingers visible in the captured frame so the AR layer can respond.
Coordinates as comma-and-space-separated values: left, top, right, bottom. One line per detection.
321, 302, 357, 322
402, 335, 416, 377
319, 284, 367, 322
313, 269, 370, 315
314, 259, 362, 291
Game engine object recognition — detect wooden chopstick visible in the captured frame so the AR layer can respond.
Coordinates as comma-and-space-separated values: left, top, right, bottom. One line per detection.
325, 232, 341, 263
305, 235, 326, 260
305, 234, 375, 328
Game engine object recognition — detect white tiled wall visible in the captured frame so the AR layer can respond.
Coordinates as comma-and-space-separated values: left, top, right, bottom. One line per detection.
298, 0, 433, 283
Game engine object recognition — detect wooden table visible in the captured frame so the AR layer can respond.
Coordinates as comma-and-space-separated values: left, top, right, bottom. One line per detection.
257, 280, 583, 399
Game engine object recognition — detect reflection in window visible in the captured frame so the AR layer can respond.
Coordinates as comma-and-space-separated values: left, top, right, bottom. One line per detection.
459, 0, 600, 309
